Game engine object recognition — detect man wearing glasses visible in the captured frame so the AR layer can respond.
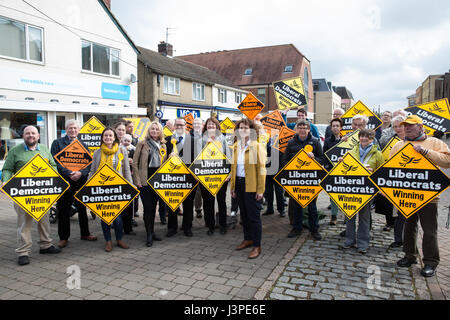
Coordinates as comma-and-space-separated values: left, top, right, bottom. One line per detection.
165, 118, 199, 237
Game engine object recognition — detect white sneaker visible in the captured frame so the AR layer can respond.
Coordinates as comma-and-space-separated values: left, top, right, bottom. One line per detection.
230, 211, 236, 217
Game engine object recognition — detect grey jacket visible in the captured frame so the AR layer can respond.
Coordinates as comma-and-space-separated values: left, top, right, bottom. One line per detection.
88, 146, 133, 184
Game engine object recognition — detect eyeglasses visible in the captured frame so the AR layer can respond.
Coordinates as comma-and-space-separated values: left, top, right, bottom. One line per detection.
175, 124, 185, 127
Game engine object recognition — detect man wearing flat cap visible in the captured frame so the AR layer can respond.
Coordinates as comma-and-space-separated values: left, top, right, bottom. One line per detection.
389, 115, 450, 277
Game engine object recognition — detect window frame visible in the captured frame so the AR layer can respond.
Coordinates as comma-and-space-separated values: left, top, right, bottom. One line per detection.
81, 40, 121, 78
235, 92, 242, 104
0, 15, 45, 65
244, 68, 252, 75
163, 75, 180, 95
192, 82, 205, 101
284, 65, 293, 73
218, 88, 227, 103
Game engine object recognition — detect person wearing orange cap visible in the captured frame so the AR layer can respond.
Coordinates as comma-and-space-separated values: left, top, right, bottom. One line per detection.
390, 114, 450, 277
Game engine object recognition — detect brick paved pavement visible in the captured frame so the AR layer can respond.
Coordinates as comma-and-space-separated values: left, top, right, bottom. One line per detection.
0, 139, 448, 300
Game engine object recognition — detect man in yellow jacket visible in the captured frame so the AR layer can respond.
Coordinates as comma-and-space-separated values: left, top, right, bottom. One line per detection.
390, 115, 450, 277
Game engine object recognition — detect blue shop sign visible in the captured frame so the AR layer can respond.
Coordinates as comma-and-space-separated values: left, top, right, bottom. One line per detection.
177, 109, 200, 118
101, 82, 131, 100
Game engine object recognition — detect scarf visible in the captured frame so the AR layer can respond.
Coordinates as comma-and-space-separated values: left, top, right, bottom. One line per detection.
100, 143, 122, 171
147, 138, 161, 168
359, 142, 374, 164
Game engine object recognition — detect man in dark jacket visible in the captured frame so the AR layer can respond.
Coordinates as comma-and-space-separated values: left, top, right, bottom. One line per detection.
283, 120, 323, 240
50, 119, 97, 248
165, 117, 201, 237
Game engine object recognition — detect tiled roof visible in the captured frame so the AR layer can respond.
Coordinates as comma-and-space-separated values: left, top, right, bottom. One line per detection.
177, 44, 308, 86
137, 46, 236, 88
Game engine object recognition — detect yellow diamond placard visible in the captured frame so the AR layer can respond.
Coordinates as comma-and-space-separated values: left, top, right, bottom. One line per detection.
74, 163, 140, 225
260, 110, 286, 136
123, 117, 151, 141
77, 116, 106, 154
340, 101, 382, 135
274, 149, 327, 207
273, 76, 307, 110
320, 153, 378, 219
1, 154, 70, 221
190, 142, 231, 196
404, 98, 450, 135
220, 117, 236, 134
148, 155, 198, 212
381, 136, 401, 161
163, 125, 174, 138
369, 143, 450, 219
237, 92, 265, 120
324, 130, 360, 166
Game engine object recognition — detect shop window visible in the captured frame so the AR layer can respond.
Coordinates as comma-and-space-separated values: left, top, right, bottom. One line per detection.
82, 114, 132, 128
0, 112, 47, 160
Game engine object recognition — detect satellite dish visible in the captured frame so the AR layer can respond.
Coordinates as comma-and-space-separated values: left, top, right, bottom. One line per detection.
130, 74, 137, 83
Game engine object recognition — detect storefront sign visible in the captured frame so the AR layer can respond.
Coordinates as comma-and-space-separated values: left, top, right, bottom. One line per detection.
77, 116, 106, 154
177, 109, 201, 119
1, 154, 70, 221
260, 110, 286, 136
272, 126, 297, 153
320, 153, 378, 219
369, 143, 450, 219
340, 101, 382, 135
190, 142, 231, 196
101, 82, 131, 101
273, 76, 307, 110
220, 117, 236, 134
123, 117, 150, 141
324, 130, 360, 166
54, 139, 93, 172
274, 149, 327, 207
404, 98, 450, 135
74, 163, 139, 225
237, 92, 265, 120
381, 136, 401, 161
147, 155, 198, 212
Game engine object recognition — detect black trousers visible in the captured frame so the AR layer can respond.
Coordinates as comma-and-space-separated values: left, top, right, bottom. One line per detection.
139, 185, 159, 235
56, 178, 90, 240
235, 177, 262, 247
265, 174, 285, 213
167, 185, 197, 232
200, 181, 228, 229
158, 197, 166, 220
122, 202, 134, 233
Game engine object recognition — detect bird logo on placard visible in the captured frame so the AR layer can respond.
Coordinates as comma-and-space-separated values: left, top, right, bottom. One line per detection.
99, 173, 115, 185
295, 158, 311, 169
399, 153, 421, 167
341, 162, 358, 174
30, 164, 47, 176
168, 162, 181, 173
429, 103, 444, 113
353, 108, 364, 115
87, 123, 101, 133
291, 80, 301, 89
348, 136, 359, 149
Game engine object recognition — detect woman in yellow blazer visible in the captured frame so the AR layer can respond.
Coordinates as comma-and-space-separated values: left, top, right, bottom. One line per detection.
230, 118, 266, 259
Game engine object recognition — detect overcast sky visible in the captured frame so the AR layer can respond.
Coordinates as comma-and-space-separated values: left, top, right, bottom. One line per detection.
111, 0, 450, 112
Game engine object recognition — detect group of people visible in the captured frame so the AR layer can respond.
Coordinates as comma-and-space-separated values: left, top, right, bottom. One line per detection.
1, 107, 449, 278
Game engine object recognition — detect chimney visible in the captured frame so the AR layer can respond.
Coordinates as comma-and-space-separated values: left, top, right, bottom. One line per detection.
158, 41, 173, 57
103, 0, 111, 10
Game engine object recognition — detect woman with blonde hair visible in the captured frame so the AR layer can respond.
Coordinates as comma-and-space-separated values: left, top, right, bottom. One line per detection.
132, 121, 167, 247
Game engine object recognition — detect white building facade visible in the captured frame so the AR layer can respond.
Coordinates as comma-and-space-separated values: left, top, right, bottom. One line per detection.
0, 0, 144, 166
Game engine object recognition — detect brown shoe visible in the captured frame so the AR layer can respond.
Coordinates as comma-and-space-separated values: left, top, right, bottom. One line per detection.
105, 241, 112, 252
57, 240, 68, 248
117, 240, 129, 249
81, 235, 97, 241
330, 216, 337, 226
248, 247, 261, 259
236, 240, 253, 251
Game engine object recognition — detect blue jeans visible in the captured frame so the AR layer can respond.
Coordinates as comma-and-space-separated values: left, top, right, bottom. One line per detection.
345, 202, 371, 250
290, 197, 319, 233
101, 215, 123, 241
